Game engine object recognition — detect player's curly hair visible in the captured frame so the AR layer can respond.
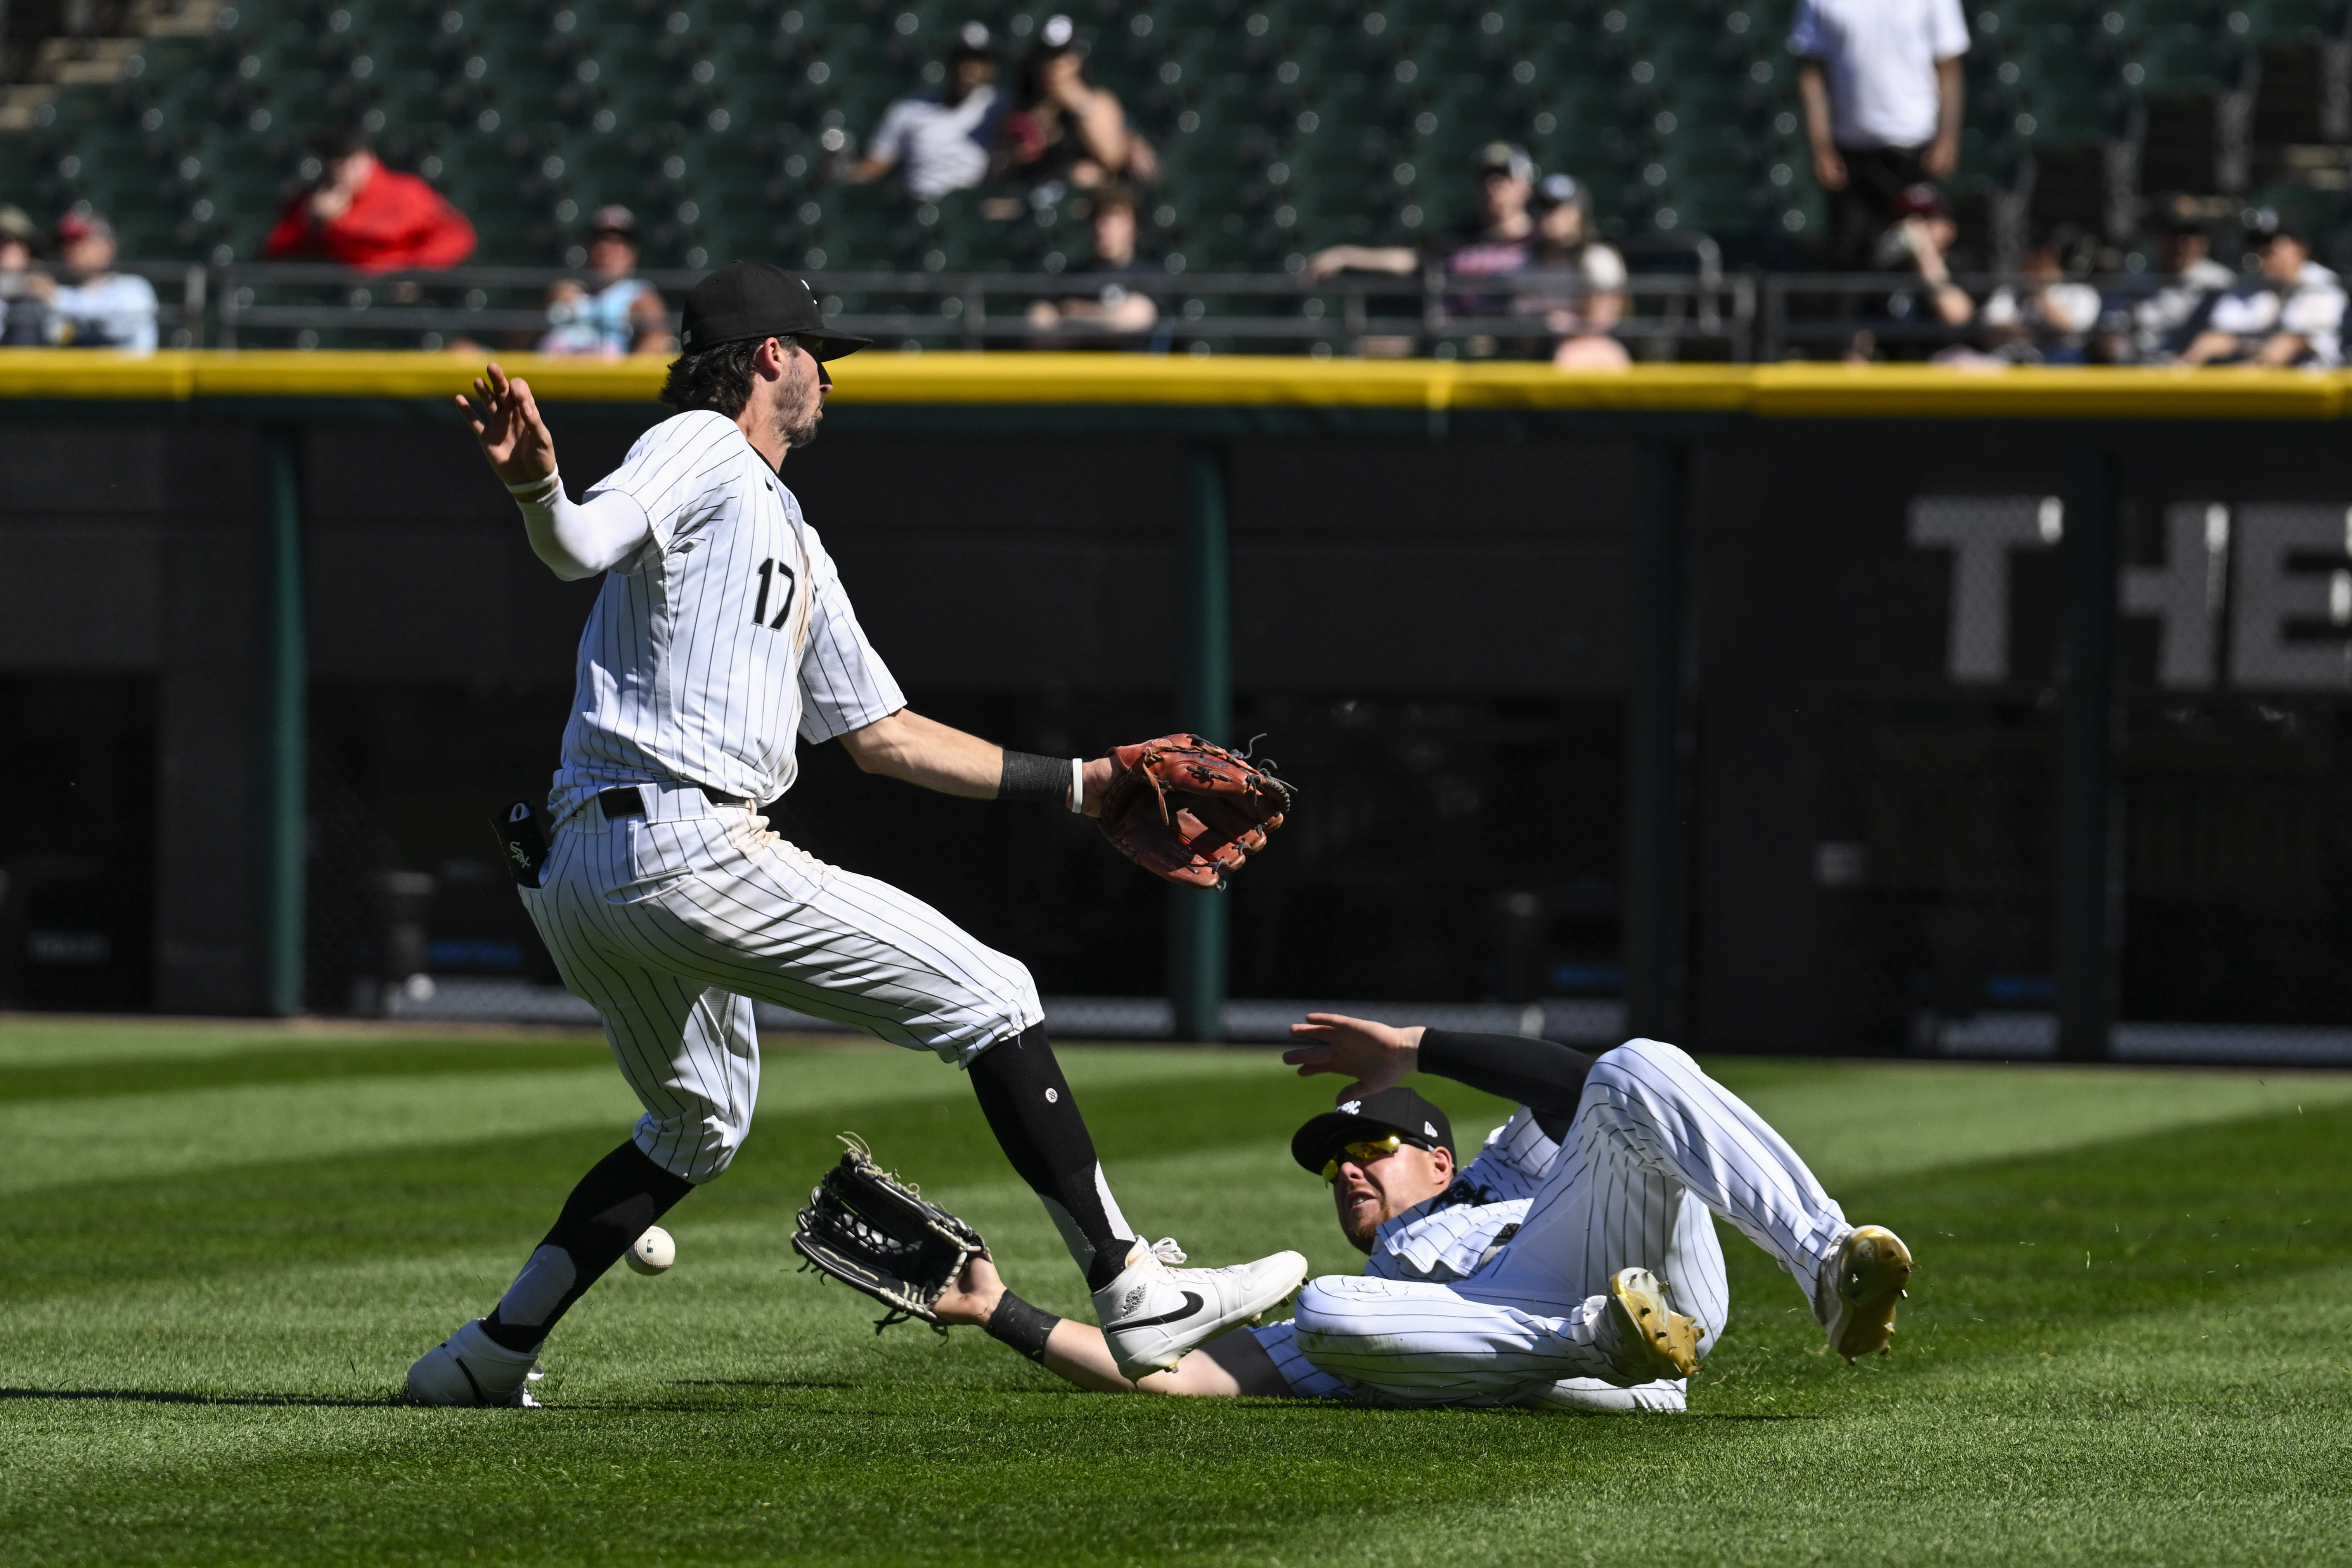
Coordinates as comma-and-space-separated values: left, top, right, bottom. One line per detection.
659, 339, 762, 416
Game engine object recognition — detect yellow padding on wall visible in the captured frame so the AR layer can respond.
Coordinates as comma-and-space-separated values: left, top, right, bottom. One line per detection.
0, 349, 2344, 419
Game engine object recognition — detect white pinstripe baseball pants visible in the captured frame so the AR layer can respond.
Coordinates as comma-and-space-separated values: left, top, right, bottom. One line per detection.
1292, 1038, 1851, 1406
521, 781, 1043, 1181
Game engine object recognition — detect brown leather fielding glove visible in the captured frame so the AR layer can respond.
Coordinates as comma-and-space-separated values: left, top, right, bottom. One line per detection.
1096, 733, 1294, 890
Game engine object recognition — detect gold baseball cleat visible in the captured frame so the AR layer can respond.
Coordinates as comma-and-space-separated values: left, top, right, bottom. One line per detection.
1823, 1225, 1914, 1363
1606, 1266, 1704, 1381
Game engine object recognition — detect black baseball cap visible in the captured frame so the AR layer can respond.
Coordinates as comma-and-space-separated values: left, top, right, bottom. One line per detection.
678, 261, 871, 360
1291, 1086, 1456, 1175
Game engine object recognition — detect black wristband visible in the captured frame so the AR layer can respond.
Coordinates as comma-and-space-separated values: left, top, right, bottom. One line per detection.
984, 1289, 1062, 1363
999, 750, 1075, 806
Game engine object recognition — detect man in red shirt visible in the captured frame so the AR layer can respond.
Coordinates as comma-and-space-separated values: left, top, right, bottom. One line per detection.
263, 130, 476, 270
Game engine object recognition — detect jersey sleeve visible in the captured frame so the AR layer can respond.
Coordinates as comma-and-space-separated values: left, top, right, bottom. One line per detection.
583, 411, 740, 552
1415, 1029, 1597, 1141
868, 98, 918, 163
795, 520, 908, 742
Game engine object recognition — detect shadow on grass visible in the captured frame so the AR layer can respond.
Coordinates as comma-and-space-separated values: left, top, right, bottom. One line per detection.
0, 1386, 398, 1409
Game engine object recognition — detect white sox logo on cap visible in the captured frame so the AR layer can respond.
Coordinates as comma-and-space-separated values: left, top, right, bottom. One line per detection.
1341, 1101, 1362, 1114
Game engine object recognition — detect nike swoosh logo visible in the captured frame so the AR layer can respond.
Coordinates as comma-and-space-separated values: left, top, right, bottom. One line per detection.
1110, 1291, 1205, 1331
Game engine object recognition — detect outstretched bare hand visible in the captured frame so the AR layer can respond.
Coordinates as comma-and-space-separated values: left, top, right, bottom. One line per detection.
456, 361, 558, 488
1282, 1012, 1424, 1104
930, 1251, 1006, 1328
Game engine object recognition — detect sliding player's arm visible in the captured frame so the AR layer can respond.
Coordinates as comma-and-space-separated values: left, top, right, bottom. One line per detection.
933, 1254, 1289, 1396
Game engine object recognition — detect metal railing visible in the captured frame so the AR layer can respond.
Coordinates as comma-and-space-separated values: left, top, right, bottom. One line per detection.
1759, 270, 2239, 361
98, 247, 1758, 358
39, 258, 2263, 366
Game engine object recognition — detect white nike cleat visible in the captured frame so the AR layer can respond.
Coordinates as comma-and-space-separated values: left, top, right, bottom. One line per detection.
1095, 1239, 1308, 1380
1598, 1267, 1704, 1385
1818, 1224, 1914, 1364
404, 1319, 543, 1407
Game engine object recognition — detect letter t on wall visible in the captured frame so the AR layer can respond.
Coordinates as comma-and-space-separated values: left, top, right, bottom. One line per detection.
1909, 496, 2061, 683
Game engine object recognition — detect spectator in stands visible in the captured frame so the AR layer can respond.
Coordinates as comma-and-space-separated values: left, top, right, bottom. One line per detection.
2127, 201, 2233, 362
848, 22, 1006, 202
537, 207, 673, 358
0, 205, 46, 346
1000, 14, 1158, 192
1791, 0, 1970, 271
25, 208, 156, 352
1515, 173, 1630, 369
263, 128, 477, 272
1025, 182, 1160, 340
1854, 184, 1974, 360
1306, 142, 1535, 286
2181, 214, 2347, 367
1976, 227, 2101, 363
1305, 143, 1547, 354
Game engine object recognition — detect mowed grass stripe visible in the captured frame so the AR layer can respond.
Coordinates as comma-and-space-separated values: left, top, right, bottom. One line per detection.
8, 1032, 2352, 1567
0, 1042, 1299, 1199
4, 1265, 2345, 1568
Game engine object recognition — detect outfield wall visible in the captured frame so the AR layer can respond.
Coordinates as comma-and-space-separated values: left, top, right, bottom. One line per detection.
6, 354, 2352, 1058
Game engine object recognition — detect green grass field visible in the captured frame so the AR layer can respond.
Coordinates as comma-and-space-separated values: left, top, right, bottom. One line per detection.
3, 1016, 2349, 1567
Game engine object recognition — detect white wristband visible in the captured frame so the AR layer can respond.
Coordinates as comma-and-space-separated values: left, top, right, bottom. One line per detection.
1069, 756, 1087, 814
505, 470, 561, 501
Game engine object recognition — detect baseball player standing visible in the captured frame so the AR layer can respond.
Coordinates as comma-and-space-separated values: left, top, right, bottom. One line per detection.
407, 262, 1303, 1406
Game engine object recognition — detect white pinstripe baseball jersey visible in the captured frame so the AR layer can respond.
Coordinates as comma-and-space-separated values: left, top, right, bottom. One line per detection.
549, 409, 904, 826
515, 409, 1043, 1185
1256, 1039, 1858, 1411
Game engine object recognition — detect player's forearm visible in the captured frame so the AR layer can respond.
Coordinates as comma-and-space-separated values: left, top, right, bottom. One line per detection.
844, 710, 1115, 811
1415, 1029, 1598, 1129
514, 481, 653, 581
838, 709, 1003, 797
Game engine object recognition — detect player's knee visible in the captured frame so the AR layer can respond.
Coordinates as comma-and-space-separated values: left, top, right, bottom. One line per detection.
634, 1111, 748, 1183
960, 964, 1042, 1064
1292, 1277, 1380, 1340
1595, 1036, 1700, 1090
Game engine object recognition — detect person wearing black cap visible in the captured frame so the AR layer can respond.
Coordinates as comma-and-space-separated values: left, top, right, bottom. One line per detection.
411, 261, 1306, 1406
1517, 173, 1631, 369
848, 21, 1006, 201
538, 206, 672, 359
2129, 199, 2232, 363
930, 1019, 1913, 1413
2181, 210, 2347, 367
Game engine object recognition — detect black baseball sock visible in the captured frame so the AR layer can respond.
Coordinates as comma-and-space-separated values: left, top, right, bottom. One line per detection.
480, 1139, 695, 1353
967, 1023, 1140, 1291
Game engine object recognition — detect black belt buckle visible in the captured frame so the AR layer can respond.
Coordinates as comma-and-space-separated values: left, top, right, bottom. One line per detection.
491, 800, 551, 888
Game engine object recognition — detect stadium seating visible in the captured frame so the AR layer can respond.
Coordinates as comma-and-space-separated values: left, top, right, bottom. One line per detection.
1, 0, 2349, 287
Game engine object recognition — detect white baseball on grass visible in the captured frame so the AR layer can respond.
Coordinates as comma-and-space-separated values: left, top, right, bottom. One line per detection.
625, 1225, 676, 1275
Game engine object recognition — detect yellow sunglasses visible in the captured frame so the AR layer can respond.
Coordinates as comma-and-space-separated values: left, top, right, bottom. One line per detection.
1321, 1134, 1422, 1183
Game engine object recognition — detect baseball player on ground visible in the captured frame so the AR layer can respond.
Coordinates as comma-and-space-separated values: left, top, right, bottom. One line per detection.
930, 1016, 1913, 1411
405, 261, 1303, 1405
